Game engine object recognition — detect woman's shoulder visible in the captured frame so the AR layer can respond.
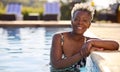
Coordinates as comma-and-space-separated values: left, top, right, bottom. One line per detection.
53, 32, 69, 37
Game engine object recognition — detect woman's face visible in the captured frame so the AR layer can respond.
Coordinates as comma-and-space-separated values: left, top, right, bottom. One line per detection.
71, 11, 91, 35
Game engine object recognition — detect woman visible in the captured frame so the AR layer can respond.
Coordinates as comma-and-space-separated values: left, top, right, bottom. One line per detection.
50, 3, 119, 72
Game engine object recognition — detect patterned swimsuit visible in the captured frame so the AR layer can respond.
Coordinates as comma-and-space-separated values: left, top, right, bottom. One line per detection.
51, 33, 86, 72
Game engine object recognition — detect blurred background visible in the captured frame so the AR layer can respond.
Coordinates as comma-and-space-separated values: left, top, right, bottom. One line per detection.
0, 0, 120, 72
0, 0, 120, 23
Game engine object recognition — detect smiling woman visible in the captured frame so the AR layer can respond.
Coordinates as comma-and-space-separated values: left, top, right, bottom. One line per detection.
50, 2, 119, 72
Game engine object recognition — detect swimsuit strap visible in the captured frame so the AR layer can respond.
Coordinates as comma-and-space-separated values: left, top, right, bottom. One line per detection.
60, 33, 64, 47
60, 33, 66, 58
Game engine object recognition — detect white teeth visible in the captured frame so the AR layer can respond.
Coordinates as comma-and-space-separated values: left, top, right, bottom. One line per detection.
77, 27, 82, 29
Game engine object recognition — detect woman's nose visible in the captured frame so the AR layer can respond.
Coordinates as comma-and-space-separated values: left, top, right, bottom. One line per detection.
78, 20, 84, 25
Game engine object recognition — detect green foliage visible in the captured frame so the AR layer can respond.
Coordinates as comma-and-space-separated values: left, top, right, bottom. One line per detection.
81, 0, 87, 3
0, 9, 5, 14
22, 6, 44, 16
60, 4, 71, 20
0, 1, 5, 14
0, 6, 5, 14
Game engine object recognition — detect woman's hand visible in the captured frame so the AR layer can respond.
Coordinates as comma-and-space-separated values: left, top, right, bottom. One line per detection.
79, 41, 93, 57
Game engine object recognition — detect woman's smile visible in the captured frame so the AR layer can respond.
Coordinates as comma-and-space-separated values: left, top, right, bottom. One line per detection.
77, 26, 83, 30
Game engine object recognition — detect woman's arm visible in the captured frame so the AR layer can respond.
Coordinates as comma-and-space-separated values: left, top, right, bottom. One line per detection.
88, 39, 119, 50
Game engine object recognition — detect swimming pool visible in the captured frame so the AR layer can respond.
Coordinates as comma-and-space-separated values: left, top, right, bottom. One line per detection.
0, 26, 73, 72
0, 26, 98, 72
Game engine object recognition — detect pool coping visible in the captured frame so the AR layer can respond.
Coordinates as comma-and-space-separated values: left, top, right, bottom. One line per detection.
0, 20, 120, 27
90, 51, 120, 72
0, 21, 71, 27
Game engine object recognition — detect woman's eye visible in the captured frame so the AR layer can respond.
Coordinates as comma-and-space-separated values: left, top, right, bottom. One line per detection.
83, 19, 89, 22
83, 20, 87, 22
74, 18, 79, 21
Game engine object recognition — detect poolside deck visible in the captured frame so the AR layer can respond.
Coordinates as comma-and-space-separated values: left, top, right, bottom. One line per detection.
0, 20, 119, 26
0, 21, 71, 27
90, 51, 120, 72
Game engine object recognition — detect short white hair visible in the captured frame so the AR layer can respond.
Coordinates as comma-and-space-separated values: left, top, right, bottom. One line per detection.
71, 3, 95, 20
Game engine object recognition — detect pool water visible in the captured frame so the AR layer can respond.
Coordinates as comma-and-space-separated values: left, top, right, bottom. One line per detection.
0, 26, 97, 72
0, 26, 72, 72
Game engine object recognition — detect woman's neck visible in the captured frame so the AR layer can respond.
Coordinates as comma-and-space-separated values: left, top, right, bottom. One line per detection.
70, 32, 84, 41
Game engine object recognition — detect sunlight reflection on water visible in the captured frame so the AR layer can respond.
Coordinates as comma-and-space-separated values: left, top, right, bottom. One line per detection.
0, 26, 71, 72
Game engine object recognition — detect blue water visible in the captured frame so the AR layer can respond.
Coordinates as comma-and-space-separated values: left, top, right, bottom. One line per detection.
0, 26, 98, 72
0, 26, 72, 72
